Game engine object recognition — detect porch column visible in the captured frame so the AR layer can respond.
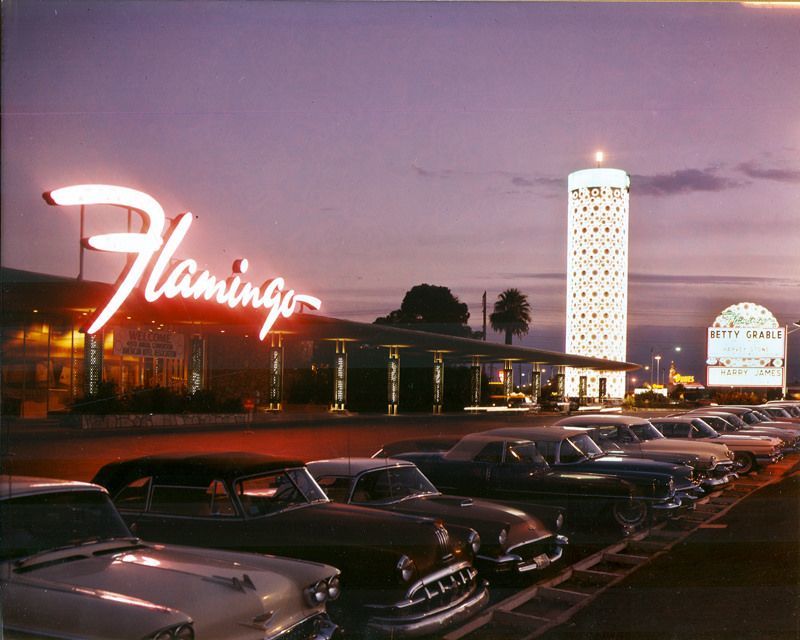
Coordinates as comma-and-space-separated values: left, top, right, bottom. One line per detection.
503, 359, 514, 400
84, 330, 104, 396
266, 333, 284, 411
432, 351, 444, 414
531, 364, 542, 403
189, 334, 205, 394
331, 339, 348, 412
556, 366, 566, 400
387, 346, 400, 415
470, 356, 482, 408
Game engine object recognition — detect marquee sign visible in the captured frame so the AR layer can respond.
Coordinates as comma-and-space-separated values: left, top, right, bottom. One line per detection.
44, 185, 321, 340
706, 302, 786, 388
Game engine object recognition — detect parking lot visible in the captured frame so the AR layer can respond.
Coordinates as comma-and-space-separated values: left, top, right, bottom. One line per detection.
3, 412, 799, 639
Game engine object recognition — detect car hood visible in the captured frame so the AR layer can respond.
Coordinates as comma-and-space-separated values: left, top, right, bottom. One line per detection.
384, 495, 552, 543
6, 541, 330, 639
639, 439, 732, 463
566, 456, 692, 483
707, 434, 781, 449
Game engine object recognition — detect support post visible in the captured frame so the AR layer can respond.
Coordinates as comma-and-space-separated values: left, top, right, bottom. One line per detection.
331, 339, 348, 412
556, 366, 566, 400
470, 356, 482, 408
531, 364, 542, 403
189, 334, 205, 394
267, 333, 284, 411
432, 351, 444, 414
387, 346, 400, 415
503, 359, 513, 403
84, 330, 103, 396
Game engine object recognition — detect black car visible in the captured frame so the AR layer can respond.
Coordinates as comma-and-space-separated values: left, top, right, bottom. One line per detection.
382, 433, 677, 531
93, 452, 489, 638
487, 426, 702, 506
307, 457, 568, 579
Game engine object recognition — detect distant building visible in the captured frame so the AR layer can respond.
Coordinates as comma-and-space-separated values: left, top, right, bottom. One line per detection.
565, 167, 630, 399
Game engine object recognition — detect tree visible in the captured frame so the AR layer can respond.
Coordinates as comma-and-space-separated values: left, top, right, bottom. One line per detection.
490, 288, 532, 345
375, 284, 475, 337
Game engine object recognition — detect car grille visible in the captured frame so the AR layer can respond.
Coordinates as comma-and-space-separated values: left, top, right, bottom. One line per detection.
434, 523, 451, 558
508, 537, 556, 566
278, 613, 338, 640
399, 565, 479, 618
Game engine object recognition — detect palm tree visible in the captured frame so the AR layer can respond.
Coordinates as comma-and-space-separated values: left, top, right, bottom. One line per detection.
490, 288, 532, 345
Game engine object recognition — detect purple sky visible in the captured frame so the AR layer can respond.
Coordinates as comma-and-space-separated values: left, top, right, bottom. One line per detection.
2, 2, 799, 379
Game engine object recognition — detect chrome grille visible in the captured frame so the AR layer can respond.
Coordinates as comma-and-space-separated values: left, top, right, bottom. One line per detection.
434, 524, 450, 557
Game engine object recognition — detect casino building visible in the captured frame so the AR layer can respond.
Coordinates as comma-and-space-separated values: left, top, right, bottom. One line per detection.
1, 184, 636, 418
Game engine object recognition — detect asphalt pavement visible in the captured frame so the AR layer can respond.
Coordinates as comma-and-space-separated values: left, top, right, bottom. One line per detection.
537, 461, 800, 640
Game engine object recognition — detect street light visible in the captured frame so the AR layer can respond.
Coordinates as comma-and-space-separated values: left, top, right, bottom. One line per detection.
655, 355, 662, 387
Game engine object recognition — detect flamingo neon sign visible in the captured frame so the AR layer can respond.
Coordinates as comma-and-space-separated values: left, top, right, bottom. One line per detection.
44, 184, 322, 340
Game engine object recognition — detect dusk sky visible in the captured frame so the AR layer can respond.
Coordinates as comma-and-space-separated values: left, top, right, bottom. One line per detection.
2, 1, 799, 379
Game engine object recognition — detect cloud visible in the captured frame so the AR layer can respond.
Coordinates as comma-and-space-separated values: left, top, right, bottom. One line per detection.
736, 161, 800, 183
412, 163, 562, 193
511, 176, 535, 187
631, 168, 743, 196
630, 273, 799, 288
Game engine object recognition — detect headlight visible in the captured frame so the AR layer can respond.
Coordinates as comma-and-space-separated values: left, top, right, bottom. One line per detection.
396, 555, 416, 583
555, 512, 565, 531
305, 580, 330, 606
152, 624, 195, 640
709, 455, 717, 465
326, 575, 341, 601
468, 530, 481, 554
498, 526, 508, 547
668, 478, 675, 494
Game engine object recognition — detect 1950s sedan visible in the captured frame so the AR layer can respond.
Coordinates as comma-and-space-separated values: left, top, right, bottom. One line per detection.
555, 414, 739, 490
1, 475, 340, 640
307, 457, 568, 579
383, 434, 677, 531
93, 452, 488, 637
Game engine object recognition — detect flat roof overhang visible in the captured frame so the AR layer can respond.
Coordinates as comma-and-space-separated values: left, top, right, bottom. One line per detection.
1, 267, 638, 372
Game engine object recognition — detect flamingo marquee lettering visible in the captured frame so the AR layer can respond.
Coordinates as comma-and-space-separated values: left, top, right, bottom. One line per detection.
43, 184, 321, 340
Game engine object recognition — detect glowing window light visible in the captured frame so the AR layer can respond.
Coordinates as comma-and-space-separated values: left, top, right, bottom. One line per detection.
44, 185, 321, 340
565, 167, 630, 399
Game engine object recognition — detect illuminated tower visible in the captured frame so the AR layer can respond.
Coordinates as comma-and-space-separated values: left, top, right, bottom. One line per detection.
565, 165, 630, 399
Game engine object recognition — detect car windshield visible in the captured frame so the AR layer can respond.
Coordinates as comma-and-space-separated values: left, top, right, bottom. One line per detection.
1, 490, 132, 561
560, 434, 604, 463
698, 416, 730, 431
351, 466, 439, 505
752, 410, 774, 422
235, 468, 328, 517
765, 407, 790, 418
689, 419, 720, 438
721, 414, 748, 428
741, 411, 764, 425
630, 423, 666, 441
506, 441, 548, 466
783, 406, 800, 417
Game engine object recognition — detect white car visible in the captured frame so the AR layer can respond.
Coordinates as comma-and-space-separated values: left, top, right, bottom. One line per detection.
1, 475, 340, 640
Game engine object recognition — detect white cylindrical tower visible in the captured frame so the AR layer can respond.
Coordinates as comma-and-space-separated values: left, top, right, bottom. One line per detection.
565, 167, 630, 399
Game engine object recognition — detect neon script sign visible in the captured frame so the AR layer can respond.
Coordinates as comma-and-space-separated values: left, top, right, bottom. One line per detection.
44, 185, 321, 340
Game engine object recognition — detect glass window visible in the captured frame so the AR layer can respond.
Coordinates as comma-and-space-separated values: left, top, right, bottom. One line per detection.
559, 438, 585, 464
235, 468, 327, 518
114, 476, 152, 511
1, 490, 131, 560
506, 441, 546, 465
475, 441, 503, 463
351, 467, 437, 505
315, 476, 353, 503
150, 483, 218, 517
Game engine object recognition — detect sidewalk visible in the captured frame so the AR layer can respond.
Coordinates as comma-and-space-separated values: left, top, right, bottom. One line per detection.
538, 462, 800, 640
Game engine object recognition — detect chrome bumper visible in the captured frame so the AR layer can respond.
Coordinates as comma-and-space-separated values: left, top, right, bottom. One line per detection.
651, 496, 683, 516
277, 613, 339, 640
481, 534, 569, 574
756, 452, 783, 464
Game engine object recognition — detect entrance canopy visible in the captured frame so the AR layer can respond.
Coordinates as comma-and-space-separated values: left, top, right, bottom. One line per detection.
1, 267, 638, 371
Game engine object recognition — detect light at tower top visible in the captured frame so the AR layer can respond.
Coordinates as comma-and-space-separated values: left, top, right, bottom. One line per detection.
565, 162, 630, 399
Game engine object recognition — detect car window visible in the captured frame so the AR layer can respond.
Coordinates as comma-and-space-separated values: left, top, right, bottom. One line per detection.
114, 476, 152, 511
150, 481, 234, 517
630, 423, 663, 440
315, 475, 353, 503
1, 491, 131, 560
559, 439, 585, 464
536, 440, 557, 464
592, 427, 621, 450
235, 468, 328, 517
505, 441, 546, 465
474, 441, 503, 463
350, 467, 438, 504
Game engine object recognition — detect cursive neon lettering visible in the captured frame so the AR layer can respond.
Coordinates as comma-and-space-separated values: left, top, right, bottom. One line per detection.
43, 185, 321, 340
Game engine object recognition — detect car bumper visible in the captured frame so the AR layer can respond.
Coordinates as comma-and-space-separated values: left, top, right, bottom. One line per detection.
755, 452, 783, 465
479, 534, 569, 574
277, 613, 340, 640
651, 497, 683, 518
365, 581, 489, 638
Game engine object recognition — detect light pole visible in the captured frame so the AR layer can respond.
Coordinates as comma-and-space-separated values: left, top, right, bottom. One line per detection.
655, 355, 662, 387
782, 321, 800, 399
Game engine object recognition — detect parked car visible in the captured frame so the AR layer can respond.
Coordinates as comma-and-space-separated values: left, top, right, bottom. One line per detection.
680, 410, 800, 453
307, 457, 568, 579
756, 404, 800, 423
383, 433, 674, 532
554, 414, 738, 490
703, 406, 800, 433
1, 475, 340, 640
649, 416, 783, 474
93, 452, 489, 638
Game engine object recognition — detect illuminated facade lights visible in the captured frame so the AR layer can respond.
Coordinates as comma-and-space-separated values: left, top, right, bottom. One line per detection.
565, 167, 630, 399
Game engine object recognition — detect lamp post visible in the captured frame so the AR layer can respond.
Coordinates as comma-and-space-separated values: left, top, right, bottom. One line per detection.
655, 355, 662, 387
782, 321, 800, 399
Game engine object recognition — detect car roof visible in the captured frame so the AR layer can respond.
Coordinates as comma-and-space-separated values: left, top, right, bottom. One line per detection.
555, 414, 650, 426
485, 425, 588, 442
442, 433, 534, 461
307, 458, 413, 477
94, 451, 306, 490
650, 416, 698, 424
0, 475, 103, 500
